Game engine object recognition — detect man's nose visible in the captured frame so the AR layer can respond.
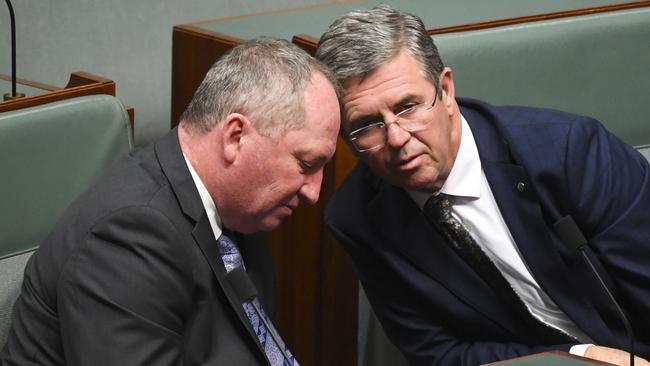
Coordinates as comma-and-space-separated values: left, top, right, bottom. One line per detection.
299, 169, 323, 205
384, 119, 410, 149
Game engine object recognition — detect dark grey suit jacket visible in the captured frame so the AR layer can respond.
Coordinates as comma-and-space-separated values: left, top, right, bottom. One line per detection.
1, 129, 275, 366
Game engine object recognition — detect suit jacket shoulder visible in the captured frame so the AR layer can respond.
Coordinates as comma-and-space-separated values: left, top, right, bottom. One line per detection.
2, 129, 274, 366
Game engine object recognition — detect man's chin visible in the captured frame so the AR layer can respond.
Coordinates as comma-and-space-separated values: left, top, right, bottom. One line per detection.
404, 181, 437, 192
237, 207, 294, 233
257, 214, 289, 232
388, 172, 437, 192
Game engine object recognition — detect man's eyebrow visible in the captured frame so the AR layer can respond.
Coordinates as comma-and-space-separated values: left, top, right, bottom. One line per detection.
392, 93, 420, 108
347, 113, 382, 130
296, 150, 332, 165
310, 154, 332, 165
347, 93, 421, 127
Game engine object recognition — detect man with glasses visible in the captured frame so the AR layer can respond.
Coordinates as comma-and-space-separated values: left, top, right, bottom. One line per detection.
349, 93, 437, 153
316, 5, 650, 366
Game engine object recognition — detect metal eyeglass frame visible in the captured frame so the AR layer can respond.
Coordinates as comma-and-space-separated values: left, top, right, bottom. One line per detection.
348, 92, 438, 152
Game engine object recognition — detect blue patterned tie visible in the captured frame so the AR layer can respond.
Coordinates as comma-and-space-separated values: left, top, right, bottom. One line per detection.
217, 234, 299, 366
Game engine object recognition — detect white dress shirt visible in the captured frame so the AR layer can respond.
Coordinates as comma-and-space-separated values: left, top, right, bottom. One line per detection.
409, 115, 592, 355
183, 155, 224, 241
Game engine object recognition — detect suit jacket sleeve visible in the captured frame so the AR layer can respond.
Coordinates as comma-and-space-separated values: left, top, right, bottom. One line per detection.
563, 116, 650, 334
57, 206, 195, 366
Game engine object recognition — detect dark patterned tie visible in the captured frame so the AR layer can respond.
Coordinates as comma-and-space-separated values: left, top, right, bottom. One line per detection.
424, 193, 575, 344
217, 234, 299, 366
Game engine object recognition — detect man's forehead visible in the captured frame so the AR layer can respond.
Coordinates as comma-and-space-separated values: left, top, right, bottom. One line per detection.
291, 133, 336, 160
342, 86, 426, 118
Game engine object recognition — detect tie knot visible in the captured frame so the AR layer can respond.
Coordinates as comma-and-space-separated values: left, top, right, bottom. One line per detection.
217, 234, 237, 253
424, 193, 453, 223
217, 234, 242, 272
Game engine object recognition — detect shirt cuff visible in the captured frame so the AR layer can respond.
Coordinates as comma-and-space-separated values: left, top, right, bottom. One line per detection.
569, 344, 593, 357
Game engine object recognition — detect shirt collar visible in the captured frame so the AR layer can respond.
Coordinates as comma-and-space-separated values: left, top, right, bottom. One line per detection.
408, 114, 482, 209
183, 154, 223, 240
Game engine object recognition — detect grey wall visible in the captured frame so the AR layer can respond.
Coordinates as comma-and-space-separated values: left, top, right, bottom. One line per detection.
1, 0, 327, 146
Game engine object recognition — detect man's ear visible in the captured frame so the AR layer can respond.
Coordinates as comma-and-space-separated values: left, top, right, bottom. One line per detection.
439, 67, 456, 115
220, 113, 248, 164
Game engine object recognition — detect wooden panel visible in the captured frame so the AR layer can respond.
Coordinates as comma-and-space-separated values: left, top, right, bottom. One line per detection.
266, 158, 358, 366
171, 25, 244, 128
317, 153, 359, 365
1, 72, 113, 112
0, 72, 134, 136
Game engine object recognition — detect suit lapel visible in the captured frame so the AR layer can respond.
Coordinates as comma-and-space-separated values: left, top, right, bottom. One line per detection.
154, 129, 271, 363
155, 129, 205, 220
367, 181, 523, 335
191, 214, 270, 360
465, 101, 616, 343
482, 160, 616, 343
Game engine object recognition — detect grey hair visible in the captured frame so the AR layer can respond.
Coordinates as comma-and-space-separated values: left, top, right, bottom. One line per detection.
181, 36, 339, 137
315, 4, 444, 96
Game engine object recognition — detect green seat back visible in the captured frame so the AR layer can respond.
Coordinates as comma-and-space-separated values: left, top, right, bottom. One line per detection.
0, 95, 133, 259
0, 94, 132, 347
435, 6, 650, 148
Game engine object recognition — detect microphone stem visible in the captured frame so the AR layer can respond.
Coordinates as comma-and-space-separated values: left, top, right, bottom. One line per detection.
5, 0, 17, 96
580, 249, 635, 366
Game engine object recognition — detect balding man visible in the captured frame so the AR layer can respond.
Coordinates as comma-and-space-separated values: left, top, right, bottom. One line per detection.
1, 37, 340, 366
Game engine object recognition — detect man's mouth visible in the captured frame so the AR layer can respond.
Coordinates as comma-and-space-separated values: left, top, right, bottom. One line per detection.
395, 153, 421, 170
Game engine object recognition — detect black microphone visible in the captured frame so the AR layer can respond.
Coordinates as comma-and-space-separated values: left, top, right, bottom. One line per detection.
227, 266, 258, 302
554, 215, 635, 366
3, 0, 24, 101
226, 266, 294, 365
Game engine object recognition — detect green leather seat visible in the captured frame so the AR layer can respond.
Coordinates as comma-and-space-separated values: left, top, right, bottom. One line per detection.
0, 95, 133, 347
435, 6, 650, 149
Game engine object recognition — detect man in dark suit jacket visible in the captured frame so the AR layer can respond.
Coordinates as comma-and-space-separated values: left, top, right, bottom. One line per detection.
316, 5, 650, 366
0, 37, 340, 366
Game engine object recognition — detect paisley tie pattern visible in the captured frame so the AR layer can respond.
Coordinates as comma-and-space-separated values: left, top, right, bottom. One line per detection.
217, 234, 299, 366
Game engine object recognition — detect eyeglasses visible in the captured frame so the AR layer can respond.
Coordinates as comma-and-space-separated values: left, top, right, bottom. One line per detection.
348, 92, 438, 152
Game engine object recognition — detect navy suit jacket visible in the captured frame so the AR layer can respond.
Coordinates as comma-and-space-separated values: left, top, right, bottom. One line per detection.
326, 98, 650, 366
1, 129, 275, 366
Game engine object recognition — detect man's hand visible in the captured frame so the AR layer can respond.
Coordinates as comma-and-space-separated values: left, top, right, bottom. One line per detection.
584, 346, 650, 366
